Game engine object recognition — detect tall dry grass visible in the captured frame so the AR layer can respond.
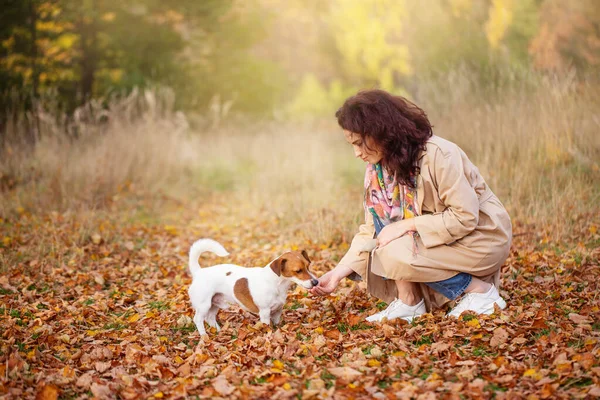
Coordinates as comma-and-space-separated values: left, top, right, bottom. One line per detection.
1, 70, 598, 245
414, 69, 600, 234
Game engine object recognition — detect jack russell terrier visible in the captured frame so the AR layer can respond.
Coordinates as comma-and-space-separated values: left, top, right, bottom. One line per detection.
188, 238, 319, 335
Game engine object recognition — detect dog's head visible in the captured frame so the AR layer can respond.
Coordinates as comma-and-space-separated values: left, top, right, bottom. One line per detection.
270, 250, 318, 289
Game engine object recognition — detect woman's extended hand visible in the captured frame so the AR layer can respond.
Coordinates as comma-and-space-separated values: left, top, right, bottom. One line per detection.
309, 264, 354, 296
377, 219, 417, 248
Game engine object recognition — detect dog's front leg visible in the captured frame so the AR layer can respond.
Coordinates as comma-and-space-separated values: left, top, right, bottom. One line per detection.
258, 309, 272, 326
271, 306, 283, 326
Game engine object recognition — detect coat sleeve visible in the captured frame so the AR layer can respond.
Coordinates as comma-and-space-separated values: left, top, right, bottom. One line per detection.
413, 146, 480, 248
337, 210, 375, 277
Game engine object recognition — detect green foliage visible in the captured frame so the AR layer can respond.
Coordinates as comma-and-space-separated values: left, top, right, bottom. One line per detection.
0, 0, 284, 118
1, 0, 598, 122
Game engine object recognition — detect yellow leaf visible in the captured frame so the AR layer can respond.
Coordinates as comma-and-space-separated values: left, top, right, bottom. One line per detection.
466, 318, 481, 328
523, 369, 542, 380
427, 372, 441, 381
159, 336, 168, 342
367, 359, 381, 367
590, 225, 597, 235
128, 313, 141, 323
348, 383, 356, 389
273, 360, 284, 370
471, 333, 483, 340
314, 327, 324, 334
2, 237, 11, 246
164, 225, 178, 235
283, 383, 292, 390
154, 392, 164, 398
174, 356, 184, 364
392, 351, 406, 357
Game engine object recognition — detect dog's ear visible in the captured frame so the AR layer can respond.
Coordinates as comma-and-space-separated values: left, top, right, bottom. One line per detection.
270, 257, 287, 276
301, 250, 311, 264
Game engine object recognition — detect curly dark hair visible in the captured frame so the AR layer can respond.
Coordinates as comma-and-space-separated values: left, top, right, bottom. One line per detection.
335, 89, 433, 188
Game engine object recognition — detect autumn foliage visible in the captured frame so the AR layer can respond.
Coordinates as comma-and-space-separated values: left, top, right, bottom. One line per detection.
1, 197, 599, 399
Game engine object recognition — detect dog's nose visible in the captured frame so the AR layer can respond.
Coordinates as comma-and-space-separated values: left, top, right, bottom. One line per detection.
310, 278, 319, 287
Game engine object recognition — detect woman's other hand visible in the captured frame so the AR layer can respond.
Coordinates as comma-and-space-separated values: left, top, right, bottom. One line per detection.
377, 219, 416, 247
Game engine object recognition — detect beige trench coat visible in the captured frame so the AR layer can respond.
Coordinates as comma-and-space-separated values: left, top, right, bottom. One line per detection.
338, 135, 512, 310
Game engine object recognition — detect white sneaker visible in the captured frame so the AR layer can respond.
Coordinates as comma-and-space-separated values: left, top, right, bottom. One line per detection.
447, 285, 507, 318
366, 298, 426, 323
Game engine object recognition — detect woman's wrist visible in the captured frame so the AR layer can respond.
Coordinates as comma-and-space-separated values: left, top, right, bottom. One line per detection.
332, 264, 354, 283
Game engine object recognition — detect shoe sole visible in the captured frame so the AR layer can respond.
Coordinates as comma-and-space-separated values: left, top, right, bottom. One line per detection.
447, 298, 507, 318
366, 313, 424, 323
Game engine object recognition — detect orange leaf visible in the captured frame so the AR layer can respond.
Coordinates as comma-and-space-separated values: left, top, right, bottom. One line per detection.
324, 329, 340, 340
36, 384, 59, 400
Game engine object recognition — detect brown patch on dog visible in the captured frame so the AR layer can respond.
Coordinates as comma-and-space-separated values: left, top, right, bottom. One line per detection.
270, 258, 286, 276
226, 271, 231, 276
233, 278, 259, 313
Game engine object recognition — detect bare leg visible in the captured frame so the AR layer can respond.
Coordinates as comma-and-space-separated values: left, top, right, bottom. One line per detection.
463, 277, 492, 294
394, 280, 423, 306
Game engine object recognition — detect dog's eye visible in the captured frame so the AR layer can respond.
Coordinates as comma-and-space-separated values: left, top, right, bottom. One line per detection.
294, 269, 301, 273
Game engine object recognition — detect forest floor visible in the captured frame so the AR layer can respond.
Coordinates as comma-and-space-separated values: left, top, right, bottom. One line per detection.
1, 194, 599, 399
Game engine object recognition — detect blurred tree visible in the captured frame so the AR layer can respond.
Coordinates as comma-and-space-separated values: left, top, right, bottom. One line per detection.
326, 0, 411, 90
530, 0, 600, 71
0, 0, 285, 120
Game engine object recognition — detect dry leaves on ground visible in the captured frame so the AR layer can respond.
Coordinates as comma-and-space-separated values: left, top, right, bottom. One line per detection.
0, 200, 599, 399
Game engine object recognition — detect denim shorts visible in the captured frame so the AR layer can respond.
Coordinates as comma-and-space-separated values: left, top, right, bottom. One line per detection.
373, 216, 472, 300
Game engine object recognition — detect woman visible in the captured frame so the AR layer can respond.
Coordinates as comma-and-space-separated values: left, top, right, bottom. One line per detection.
310, 89, 512, 322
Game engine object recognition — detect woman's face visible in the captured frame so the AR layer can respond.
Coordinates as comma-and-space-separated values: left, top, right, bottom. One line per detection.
343, 130, 383, 164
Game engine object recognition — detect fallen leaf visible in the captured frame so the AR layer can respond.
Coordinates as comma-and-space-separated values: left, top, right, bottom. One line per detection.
36, 384, 59, 400
568, 313, 592, 324
490, 327, 509, 347
328, 367, 362, 380
95, 361, 112, 373
212, 375, 235, 396
91, 383, 112, 399
76, 373, 93, 388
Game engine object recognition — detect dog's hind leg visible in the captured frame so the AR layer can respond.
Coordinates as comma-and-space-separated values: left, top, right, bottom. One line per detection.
271, 306, 283, 326
206, 305, 221, 331
192, 302, 211, 335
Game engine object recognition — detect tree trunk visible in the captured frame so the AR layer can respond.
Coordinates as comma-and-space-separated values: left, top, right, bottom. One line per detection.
79, 0, 97, 105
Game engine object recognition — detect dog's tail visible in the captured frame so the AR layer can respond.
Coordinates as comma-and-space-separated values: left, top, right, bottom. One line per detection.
188, 239, 230, 276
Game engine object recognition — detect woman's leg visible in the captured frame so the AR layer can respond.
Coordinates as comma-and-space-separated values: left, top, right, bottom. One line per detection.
366, 280, 425, 322
394, 280, 423, 306
463, 277, 492, 294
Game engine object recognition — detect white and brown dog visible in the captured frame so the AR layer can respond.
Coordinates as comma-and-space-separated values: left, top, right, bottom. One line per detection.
188, 238, 318, 335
